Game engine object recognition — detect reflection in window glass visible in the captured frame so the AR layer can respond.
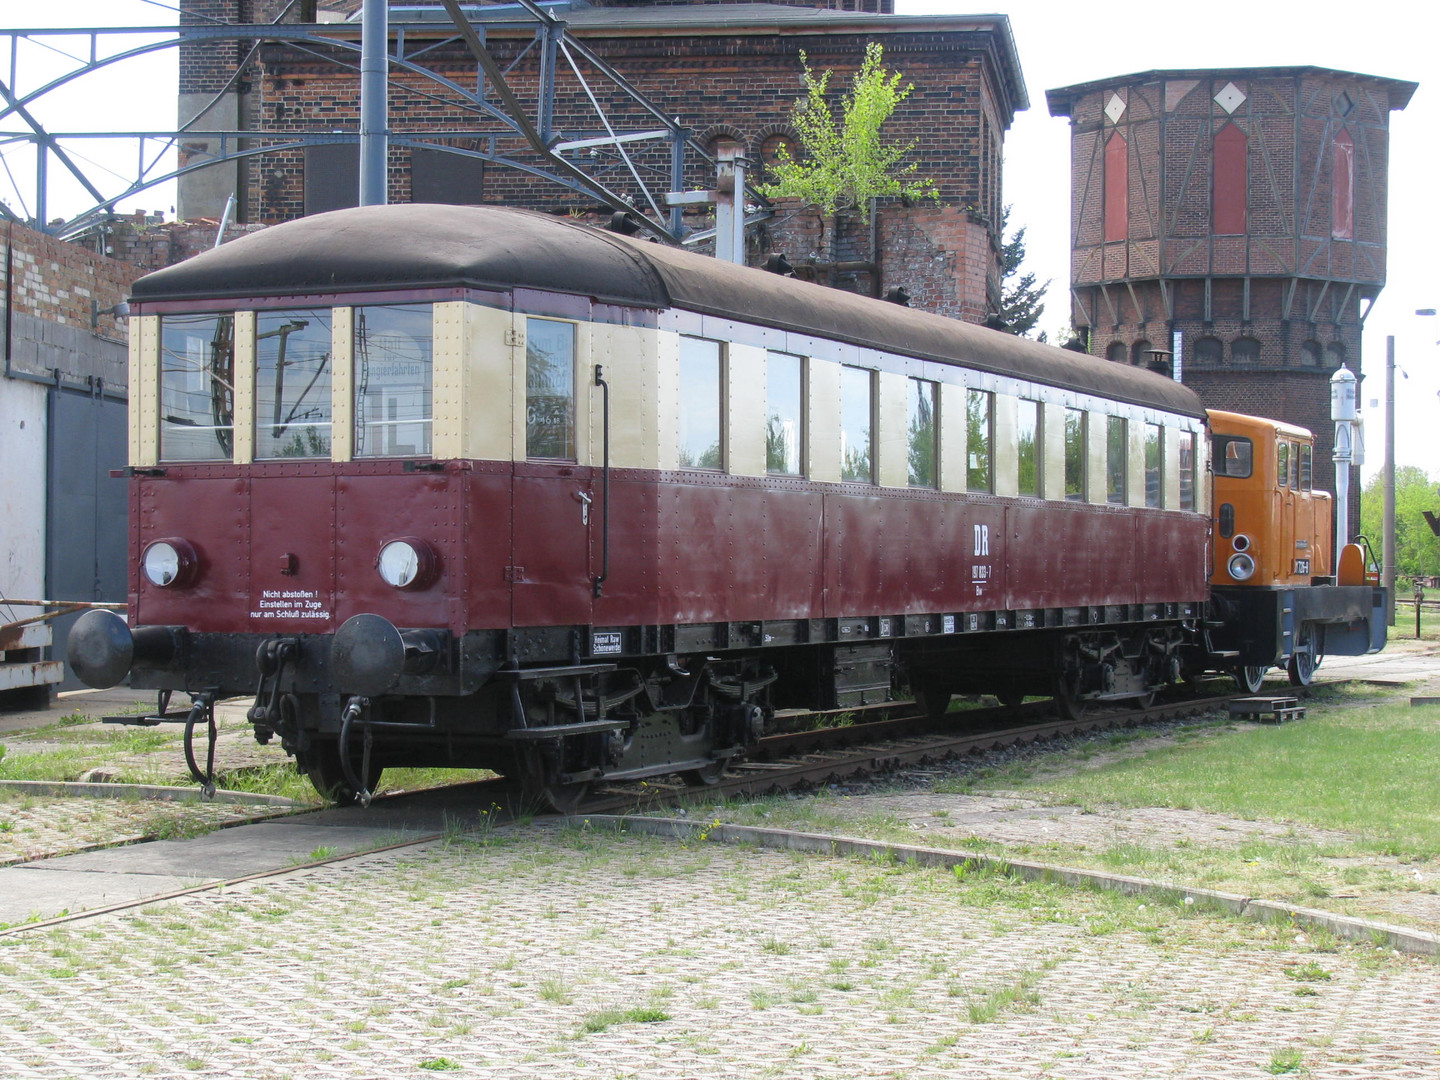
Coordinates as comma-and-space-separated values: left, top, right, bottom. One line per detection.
1017, 399, 1040, 496
1144, 423, 1162, 507
1290, 442, 1301, 488
1064, 408, 1086, 501
255, 309, 332, 459
967, 389, 993, 493
526, 318, 576, 460
1213, 435, 1253, 478
160, 313, 234, 462
840, 365, 874, 483
907, 378, 937, 488
678, 337, 723, 469
766, 352, 803, 475
1277, 441, 1290, 488
1300, 444, 1312, 490
354, 304, 433, 458
1106, 415, 1127, 504
1179, 431, 1196, 510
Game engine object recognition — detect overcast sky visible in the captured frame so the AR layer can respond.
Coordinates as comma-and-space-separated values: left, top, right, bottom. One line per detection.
6, 0, 1435, 479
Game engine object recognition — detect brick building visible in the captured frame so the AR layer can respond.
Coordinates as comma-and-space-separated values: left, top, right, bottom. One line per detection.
1046, 67, 1417, 528
178, 0, 1028, 322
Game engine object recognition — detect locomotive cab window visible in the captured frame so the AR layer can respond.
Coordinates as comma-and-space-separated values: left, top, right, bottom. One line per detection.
526, 317, 577, 461
354, 303, 433, 458
1213, 435, 1253, 478
966, 389, 993, 493
1064, 408, 1086, 501
766, 351, 804, 476
678, 337, 723, 470
159, 312, 235, 462
255, 308, 333, 459
840, 365, 874, 483
1017, 399, 1040, 497
1300, 444, 1313, 490
907, 378, 938, 488
1106, 415, 1127, 505
1289, 442, 1301, 489
1277, 441, 1290, 488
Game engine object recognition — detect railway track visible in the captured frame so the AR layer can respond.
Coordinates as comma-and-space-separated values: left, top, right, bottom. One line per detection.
0, 683, 1268, 936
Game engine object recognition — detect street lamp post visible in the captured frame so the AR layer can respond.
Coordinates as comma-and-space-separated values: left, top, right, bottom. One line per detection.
1331, 365, 1358, 563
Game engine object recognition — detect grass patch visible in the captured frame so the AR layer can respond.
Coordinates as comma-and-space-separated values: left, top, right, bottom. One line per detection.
578, 1006, 670, 1034
987, 703, 1440, 859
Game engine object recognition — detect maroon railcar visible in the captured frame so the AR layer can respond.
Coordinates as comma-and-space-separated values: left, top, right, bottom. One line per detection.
70, 205, 1213, 807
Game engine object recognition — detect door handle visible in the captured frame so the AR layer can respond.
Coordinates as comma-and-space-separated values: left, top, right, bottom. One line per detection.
575, 490, 593, 525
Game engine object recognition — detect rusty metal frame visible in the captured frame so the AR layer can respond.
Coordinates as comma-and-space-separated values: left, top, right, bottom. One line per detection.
0, 10, 714, 242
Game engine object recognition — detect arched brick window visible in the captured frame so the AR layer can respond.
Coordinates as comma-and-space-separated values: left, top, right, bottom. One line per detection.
1106, 341, 1129, 363
1130, 339, 1152, 366
1213, 122, 1247, 234
1326, 341, 1347, 367
758, 131, 799, 176
1231, 337, 1261, 364
1332, 129, 1355, 240
1194, 337, 1224, 365
1300, 340, 1322, 366
1104, 131, 1128, 243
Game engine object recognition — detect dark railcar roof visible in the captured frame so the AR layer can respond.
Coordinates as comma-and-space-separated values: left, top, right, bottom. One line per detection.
131, 204, 1204, 418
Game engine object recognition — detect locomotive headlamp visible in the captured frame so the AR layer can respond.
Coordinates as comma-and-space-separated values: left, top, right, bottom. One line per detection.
142, 538, 198, 588
1227, 552, 1256, 581
376, 537, 439, 590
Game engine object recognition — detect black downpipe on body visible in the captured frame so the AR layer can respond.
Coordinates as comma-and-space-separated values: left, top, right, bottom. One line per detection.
593, 363, 610, 598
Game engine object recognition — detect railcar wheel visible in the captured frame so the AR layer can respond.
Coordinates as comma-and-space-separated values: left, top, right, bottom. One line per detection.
537, 781, 592, 815
1233, 666, 1268, 694
298, 743, 383, 806
681, 762, 727, 788
1051, 677, 1089, 721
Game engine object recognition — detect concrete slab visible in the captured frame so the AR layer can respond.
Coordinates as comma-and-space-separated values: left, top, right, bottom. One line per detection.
31, 821, 426, 879
0, 867, 203, 925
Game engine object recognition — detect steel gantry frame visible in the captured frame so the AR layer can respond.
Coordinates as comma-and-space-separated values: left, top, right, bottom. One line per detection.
0, 2, 729, 243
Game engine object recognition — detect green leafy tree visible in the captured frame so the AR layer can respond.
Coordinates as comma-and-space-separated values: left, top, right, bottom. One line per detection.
1359, 466, 1440, 582
757, 43, 938, 222
988, 205, 1049, 338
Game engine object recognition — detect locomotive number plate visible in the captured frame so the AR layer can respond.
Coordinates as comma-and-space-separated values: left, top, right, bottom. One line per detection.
1294, 559, 1311, 576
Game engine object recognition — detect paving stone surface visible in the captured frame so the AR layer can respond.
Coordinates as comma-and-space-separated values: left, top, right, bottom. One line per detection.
0, 826, 1438, 1079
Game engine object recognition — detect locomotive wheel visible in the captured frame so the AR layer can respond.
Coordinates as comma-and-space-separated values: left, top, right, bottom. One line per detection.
299, 742, 383, 806
1287, 630, 1318, 687
1233, 666, 1268, 694
1051, 677, 1089, 721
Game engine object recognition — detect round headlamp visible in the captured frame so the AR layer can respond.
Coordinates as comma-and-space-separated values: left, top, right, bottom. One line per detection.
1227, 552, 1256, 581
376, 537, 439, 590
142, 538, 198, 588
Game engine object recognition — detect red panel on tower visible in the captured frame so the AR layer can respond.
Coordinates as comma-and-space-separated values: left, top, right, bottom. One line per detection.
1332, 129, 1354, 240
1104, 131, 1128, 243
1213, 122, 1247, 235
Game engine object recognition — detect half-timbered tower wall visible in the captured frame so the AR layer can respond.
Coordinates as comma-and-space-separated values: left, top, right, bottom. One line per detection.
1046, 67, 1415, 528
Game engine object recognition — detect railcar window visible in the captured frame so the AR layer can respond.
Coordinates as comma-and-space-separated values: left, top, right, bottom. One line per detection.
1064, 408, 1086, 501
1213, 435, 1253, 478
255, 309, 332, 459
907, 378, 937, 488
1178, 430, 1196, 510
354, 304, 433, 458
1277, 441, 1290, 488
840, 365, 874, 483
526, 318, 576, 460
1300, 444, 1313, 490
1144, 423, 1162, 508
1289, 442, 1301, 489
966, 389, 993, 493
1017, 399, 1040, 497
678, 337, 723, 470
1106, 415, 1127, 505
766, 351, 804, 476
159, 313, 234, 462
